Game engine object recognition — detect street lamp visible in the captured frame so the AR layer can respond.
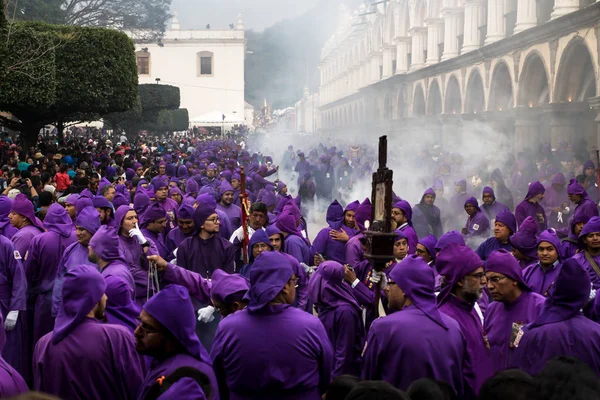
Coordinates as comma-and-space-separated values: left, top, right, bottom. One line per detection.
155, 78, 161, 84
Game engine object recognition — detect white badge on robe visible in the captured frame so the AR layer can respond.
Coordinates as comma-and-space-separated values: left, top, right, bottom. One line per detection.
473, 224, 480, 231
13, 250, 21, 260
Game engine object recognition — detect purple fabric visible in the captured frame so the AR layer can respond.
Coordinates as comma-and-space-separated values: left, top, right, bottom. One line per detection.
524, 181, 545, 200
509, 216, 539, 259
194, 194, 217, 228
244, 252, 293, 312
140, 202, 167, 228
0, 310, 27, 397
10, 194, 44, 232
436, 243, 484, 305
355, 198, 372, 232
418, 234, 437, 261
102, 263, 138, 332
363, 257, 466, 394
435, 231, 465, 252
0, 236, 28, 383
89, 225, 126, 262
495, 211, 517, 233
515, 200, 547, 235
516, 259, 600, 376
522, 230, 562, 297
463, 202, 490, 239
51, 265, 106, 344
75, 198, 93, 216
0, 196, 17, 240
211, 305, 332, 399
476, 237, 512, 261
210, 269, 249, 304
541, 174, 569, 229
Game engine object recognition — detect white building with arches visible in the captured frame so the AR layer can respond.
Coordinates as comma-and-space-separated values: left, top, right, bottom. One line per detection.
134, 14, 246, 126
317, 0, 600, 152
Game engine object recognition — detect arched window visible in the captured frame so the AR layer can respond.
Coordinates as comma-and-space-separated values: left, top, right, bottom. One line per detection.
197, 51, 214, 76
136, 50, 150, 75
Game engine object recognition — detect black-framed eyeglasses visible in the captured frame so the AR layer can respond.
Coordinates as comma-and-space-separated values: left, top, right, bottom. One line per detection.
135, 317, 161, 335
487, 276, 507, 284
289, 277, 299, 288
205, 217, 220, 224
415, 248, 426, 255
466, 272, 486, 281
387, 281, 397, 286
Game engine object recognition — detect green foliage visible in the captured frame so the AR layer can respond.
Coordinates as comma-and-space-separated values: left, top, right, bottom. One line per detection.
0, 21, 138, 147
6, 0, 171, 39
138, 84, 180, 111
171, 108, 189, 131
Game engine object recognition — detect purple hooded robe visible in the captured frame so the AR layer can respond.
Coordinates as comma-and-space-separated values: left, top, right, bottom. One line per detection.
0, 196, 17, 240
0, 310, 27, 397
523, 230, 562, 297
475, 211, 516, 261
276, 206, 311, 265
436, 244, 493, 395
308, 261, 363, 378
216, 179, 242, 231
516, 258, 600, 376
567, 179, 599, 233
345, 199, 371, 267
0, 236, 27, 381
481, 187, 510, 223
393, 200, 419, 254
33, 265, 145, 400
10, 194, 45, 257
572, 216, 600, 290
363, 256, 467, 396
412, 188, 443, 239
25, 203, 77, 349
211, 252, 333, 400
137, 285, 217, 400
483, 250, 545, 372
311, 200, 358, 264
463, 197, 491, 240
515, 182, 547, 235
540, 173, 569, 230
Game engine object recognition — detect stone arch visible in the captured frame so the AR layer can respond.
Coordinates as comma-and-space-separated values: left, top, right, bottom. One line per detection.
489, 61, 514, 111
554, 37, 597, 103
409, 0, 427, 29
384, 4, 397, 44
397, 0, 410, 37
465, 68, 486, 113
427, 79, 443, 115
518, 51, 550, 107
413, 83, 426, 116
396, 88, 406, 118
444, 75, 462, 114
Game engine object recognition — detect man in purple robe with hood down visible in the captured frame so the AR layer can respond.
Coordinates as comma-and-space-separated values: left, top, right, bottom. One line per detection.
25, 203, 77, 350
412, 188, 443, 239
363, 255, 467, 396
135, 284, 218, 400
211, 251, 333, 399
572, 216, 600, 290
88, 225, 139, 332
8, 193, 45, 257
436, 243, 494, 396
567, 178, 599, 234
516, 258, 600, 376
34, 264, 146, 400
308, 260, 363, 378
483, 249, 545, 372
392, 200, 419, 255
481, 186, 510, 223
216, 179, 242, 231
476, 211, 516, 261
515, 181, 547, 235
523, 229, 562, 297
0, 235, 27, 382
0, 310, 27, 397
312, 200, 358, 264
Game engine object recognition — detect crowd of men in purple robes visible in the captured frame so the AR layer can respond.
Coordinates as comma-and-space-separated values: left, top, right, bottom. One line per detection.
0, 128, 599, 399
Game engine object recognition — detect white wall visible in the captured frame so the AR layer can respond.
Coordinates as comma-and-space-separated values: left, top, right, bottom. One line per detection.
135, 28, 245, 125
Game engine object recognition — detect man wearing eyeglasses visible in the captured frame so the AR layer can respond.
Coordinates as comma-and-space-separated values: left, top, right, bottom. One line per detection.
169, 201, 235, 350
436, 243, 493, 397
483, 249, 545, 372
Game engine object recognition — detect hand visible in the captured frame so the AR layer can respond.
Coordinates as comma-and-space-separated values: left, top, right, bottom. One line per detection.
5, 310, 18, 331
551, 207, 561, 213
344, 265, 357, 283
378, 272, 388, 290
313, 253, 324, 266
197, 306, 216, 323
147, 255, 167, 271
461, 227, 468, 235
330, 229, 350, 243
369, 272, 381, 284
9, 177, 18, 188
129, 223, 147, 245
25, 178, 32, 188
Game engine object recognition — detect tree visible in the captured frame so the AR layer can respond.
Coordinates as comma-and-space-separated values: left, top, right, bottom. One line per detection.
0, 22, 138, 148
6, 0, 171, 40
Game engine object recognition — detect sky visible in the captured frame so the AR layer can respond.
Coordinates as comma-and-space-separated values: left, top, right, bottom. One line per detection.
170, 0, 323, 31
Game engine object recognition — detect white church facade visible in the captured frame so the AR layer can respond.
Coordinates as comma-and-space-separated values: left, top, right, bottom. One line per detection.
133, 14, 248, 128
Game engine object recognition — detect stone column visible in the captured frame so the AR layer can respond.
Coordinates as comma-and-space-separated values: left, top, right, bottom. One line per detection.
426, 18, 444, 65
514, 0, 537, 34
441, 7, 463, 61
395, 37, 411, 74
382, 46, 395, 78
514, 107, 541, 152
409, 27, 427, 71
462, 0, 485, 53
485, 0, 505, 44
551, 0, 580, 19
544, 103, 588, 147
